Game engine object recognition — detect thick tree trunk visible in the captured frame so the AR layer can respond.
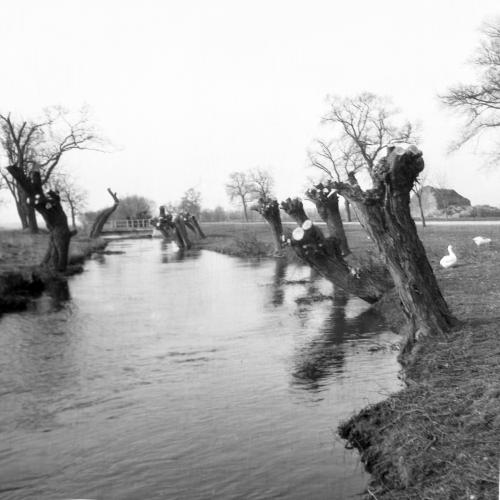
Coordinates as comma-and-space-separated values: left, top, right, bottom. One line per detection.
15, 191, 29, 229
281, 197, 392, 303
190, 215, 206, 239
6, 165, 75, 272
27, 204, 39, 233
173, 215, 192, 249
333, 146, 455, 349
89, 189, 119, 238
306, 182, 350, 255
151, 206, 174, 239
252, 197, 284, 256
181, 213, 206, 239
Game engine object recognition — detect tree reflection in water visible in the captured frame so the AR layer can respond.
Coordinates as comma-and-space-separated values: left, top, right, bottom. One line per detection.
270, 258, 288, 306
31, 278, 71, 314
291, 287, 385, 391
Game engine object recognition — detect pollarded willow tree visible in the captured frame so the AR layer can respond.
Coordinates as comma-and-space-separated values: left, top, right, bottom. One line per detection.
251, 197, 284, 256
442, 18, 500, 163
280, 197, 392, 303
0, 106, 102, 233
309, 94, 416, 255
320, 93, 455, 348
7, 164, 75, 272
332, 147, 456, 347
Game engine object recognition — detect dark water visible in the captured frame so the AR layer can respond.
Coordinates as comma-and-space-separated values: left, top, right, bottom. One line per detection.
0, 239, 401, 500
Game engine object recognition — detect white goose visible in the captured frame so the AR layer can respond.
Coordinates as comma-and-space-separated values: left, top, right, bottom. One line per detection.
473, 236, 492, 246
440, 245, 457, 268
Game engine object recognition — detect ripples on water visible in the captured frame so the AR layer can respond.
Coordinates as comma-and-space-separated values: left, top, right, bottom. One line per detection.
0, 239, 402, 499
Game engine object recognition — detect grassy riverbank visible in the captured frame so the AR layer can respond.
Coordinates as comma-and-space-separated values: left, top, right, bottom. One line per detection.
202, 222, 500, 498
0, 230, 107, 313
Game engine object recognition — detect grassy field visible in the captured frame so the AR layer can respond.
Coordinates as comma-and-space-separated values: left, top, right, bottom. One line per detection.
1, 222, 500, 497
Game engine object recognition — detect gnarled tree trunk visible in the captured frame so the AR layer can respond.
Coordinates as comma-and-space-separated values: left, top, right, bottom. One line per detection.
181, 213, 206, 239
7, 165, 75, 272
151, 207, 192, 249
252, 197, 284, 256
306, 182, 350, 255
89, 188, 119, 238
190, 215, 206, 239
173, 215, 192, 249
333, 146, 456, 349
281, 198, 392, 303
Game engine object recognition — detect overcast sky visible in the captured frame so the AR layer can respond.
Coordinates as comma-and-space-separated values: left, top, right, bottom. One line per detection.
1, 0, 499, 224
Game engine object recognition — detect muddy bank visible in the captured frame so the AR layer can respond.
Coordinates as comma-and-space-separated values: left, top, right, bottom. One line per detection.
339, 244, 500, 499
0, 232, 108, 315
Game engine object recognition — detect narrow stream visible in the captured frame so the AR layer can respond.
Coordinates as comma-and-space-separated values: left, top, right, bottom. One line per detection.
0, 239, 402, 499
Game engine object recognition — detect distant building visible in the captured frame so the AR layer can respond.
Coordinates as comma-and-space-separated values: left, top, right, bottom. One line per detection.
410, 186, 471, 218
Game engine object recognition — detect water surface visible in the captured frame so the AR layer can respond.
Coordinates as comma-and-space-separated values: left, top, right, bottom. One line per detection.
0, 239, 401, 499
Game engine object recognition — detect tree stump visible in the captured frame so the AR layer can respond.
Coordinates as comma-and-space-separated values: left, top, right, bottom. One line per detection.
287, 215, 391, 303
306, 181, 350, 255
252, 197, 284, 256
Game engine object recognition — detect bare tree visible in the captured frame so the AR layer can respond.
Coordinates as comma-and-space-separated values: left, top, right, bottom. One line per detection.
225, 171, 253, 222
179, 188, 202, 217
89, 189, 119, 239
249, 168, 275, 198
322, 93, 416, 172
49, 172, 88, 230
332, 146, 456, 352
441, 19, 500, 162
313, 93, 454, 351
0, 106, 102, 232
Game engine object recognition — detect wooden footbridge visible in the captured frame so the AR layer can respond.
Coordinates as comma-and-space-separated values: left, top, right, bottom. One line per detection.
102, 219, 153, 234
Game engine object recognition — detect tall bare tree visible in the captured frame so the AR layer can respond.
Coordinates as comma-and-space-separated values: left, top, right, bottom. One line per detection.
225, 171, 253, 222
249, 168, 275, 198
0, 106, 102, 232
442, 19, 500, 163
49, 172, 88, 230
317, 93, 454, 351
322, 93, 415, 172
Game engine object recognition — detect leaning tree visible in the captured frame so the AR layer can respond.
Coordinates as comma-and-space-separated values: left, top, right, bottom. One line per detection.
0, 106, 101, 233
331, 145, 456, 349
280, 197, 392, 303
6, 164, 75, 272
251, 197, 284, 256
89, 189, 120, 238
314, 93, 455, 348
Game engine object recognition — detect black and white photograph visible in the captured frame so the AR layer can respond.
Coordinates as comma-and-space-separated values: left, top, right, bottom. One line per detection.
0, 1, 499, 499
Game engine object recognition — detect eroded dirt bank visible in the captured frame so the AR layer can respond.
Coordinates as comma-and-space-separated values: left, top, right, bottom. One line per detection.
0, 231, 107, 314
340, 240, 500, 499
